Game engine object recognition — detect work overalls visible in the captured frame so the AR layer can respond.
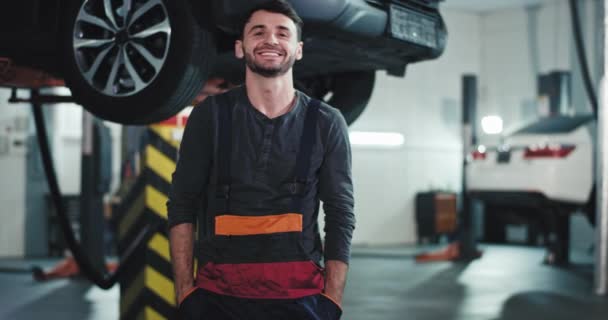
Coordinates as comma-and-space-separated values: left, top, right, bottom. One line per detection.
178, 98, 342, 320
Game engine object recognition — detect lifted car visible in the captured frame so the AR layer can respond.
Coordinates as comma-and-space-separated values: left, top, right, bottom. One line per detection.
0, 0, 446, 124
466, 114, 596, 263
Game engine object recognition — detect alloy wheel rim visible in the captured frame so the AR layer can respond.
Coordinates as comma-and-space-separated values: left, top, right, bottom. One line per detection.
73, 0, 172, 97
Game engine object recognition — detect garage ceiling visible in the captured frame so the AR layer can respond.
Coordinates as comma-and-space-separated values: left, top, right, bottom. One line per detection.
443, 0, 560, 12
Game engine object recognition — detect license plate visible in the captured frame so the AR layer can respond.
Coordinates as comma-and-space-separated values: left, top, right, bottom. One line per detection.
497, 151, 511, 164
389, 4, 438, 49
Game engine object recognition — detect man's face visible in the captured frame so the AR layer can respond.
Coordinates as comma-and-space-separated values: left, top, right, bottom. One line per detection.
236, 10, 303, 78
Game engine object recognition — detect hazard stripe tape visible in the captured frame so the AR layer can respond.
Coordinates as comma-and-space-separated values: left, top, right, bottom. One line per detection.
146, 266, 175, 306
145, 145, 175, 184
146, 245, 173, 284
120, 265, 175, 316
121, 268, 144, 315
117, 160, 171, 248
149, 126, 181, 150
144, 169, 171, 202
118, 191, 146, 241
122, 288, 175, 320
117, 126, 182, 320
146, 185, 168, 220
119, 235, 172, 306
138, 306, 166, 320
147, 132, 178, 161
148, 233, 170, 263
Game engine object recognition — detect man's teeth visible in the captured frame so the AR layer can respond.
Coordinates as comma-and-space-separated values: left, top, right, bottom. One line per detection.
259, 52, 280, 56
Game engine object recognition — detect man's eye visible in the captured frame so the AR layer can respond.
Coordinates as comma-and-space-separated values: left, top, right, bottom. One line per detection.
279, 33, 288, 37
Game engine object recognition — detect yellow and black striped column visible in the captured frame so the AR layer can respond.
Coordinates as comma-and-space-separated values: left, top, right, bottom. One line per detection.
115, 124, 182, 320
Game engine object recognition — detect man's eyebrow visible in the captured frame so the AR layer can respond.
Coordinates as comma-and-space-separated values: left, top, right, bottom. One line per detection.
248, 25, 266, 33
277, 25, 291, 33
247, 24, 292, 34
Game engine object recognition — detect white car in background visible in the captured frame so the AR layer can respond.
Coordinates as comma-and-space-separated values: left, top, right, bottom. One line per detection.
466, 114, 596, 263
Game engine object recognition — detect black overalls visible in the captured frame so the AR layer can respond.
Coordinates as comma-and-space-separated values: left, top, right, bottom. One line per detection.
178, 98, 342, 320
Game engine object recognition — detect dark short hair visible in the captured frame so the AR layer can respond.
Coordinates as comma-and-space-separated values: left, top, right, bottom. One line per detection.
240, 0, 303, 40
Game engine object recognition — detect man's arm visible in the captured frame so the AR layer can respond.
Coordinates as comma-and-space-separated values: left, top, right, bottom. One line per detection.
167, 99, 214, 305
324, 260, 348, 305
170, 223, 195, 304
318, 108, 355, 305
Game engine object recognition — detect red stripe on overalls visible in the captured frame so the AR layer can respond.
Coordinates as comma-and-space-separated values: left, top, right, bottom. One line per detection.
196, 261, 324, 299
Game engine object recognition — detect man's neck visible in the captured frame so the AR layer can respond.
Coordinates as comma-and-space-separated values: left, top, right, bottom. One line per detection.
245, 70, 296, 119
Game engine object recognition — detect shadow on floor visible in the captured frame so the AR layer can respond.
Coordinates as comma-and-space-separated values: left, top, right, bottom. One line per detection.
402, 262, 471, 320
550, 262, 595, 282
343, 258, 472, 320
5, 278, 95, 320
491, 291, 608, 320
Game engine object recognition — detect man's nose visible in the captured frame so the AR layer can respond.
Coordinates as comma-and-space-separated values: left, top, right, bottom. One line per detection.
264, 33, 279, 45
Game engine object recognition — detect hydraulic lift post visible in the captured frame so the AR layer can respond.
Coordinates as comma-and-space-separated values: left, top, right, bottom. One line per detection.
459, 75, 480, 260
79, 110, 105, 273
595, 0, 608, 296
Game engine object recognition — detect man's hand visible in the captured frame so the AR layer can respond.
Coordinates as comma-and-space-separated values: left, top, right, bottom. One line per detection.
192, 78, 234, 105
177, 285, 197, 306
324, 260, 348, 305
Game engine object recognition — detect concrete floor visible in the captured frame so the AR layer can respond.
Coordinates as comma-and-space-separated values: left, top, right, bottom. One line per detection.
0, 245, 607, 320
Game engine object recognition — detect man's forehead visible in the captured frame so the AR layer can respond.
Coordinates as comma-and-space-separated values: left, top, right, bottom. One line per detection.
246, 10, 296, 31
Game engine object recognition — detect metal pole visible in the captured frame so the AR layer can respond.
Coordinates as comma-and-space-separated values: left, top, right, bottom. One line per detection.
596, 0, 608, 296
80, 111, 105, 272
460, 75, 479, 260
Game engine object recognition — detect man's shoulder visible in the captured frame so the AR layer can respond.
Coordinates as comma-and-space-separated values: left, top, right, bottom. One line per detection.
207, 86, 245, 107
191, 86, 244, 120
297, 91, 345, 127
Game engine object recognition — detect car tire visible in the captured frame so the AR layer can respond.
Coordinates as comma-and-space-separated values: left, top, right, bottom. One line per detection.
483, 205, 507, 243
584, 187, 596, 226
296, 71, 375, 125
61, 0, 215, 124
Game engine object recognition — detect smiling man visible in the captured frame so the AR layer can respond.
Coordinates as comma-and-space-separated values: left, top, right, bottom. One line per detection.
167, 1, 355, 319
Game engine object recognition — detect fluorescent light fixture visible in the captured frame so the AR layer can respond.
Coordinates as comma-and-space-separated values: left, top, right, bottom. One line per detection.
481, 115, 503, 134
349, 131, 404, 148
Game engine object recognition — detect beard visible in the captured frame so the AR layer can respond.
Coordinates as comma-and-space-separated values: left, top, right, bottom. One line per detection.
243, 45, 297, 78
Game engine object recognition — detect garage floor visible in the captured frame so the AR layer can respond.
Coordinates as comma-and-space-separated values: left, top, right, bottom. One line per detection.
0, 245, 606, 320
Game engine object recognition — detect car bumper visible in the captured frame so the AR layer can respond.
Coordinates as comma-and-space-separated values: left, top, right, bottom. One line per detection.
466, 159, 592, 204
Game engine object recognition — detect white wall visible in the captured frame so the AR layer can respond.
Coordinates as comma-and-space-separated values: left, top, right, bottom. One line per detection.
327, 0, 601, 246
0, 89, 29, 257
52, 101, 123, 196
0, 88, 123, 257
52, 101, 83, 194
477, 0, 601, 145
337, 9, 482, 245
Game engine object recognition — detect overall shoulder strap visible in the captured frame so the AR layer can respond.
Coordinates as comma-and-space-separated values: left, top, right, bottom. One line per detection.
216, 102, 232, 213
290, 98, 321, 212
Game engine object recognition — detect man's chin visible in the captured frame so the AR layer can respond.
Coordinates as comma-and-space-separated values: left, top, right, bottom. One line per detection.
249, 65, 287, 78
253, 69, 285, 78
245, 57, 294, 78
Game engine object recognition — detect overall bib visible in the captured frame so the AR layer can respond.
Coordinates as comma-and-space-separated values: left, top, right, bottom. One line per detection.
178, 98, 342, 320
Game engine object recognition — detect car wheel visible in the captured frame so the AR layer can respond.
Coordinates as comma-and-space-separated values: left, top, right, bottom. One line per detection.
296, 71, 375, 125
584, 187, 596, 226
61, 0, 215, 124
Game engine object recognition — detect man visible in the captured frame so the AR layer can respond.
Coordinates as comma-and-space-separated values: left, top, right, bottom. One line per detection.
167, 1, 355, 318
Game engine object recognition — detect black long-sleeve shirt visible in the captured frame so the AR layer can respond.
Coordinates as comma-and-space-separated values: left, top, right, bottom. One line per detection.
167, 86, 355, 264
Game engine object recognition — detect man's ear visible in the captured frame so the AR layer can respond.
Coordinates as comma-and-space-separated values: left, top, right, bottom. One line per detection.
235, 40, 244, 59
296, 41, 303, 61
